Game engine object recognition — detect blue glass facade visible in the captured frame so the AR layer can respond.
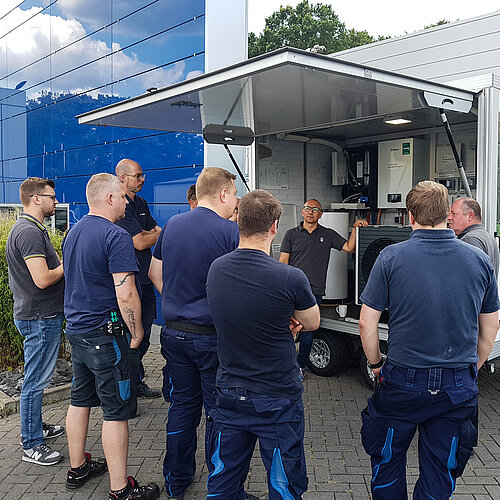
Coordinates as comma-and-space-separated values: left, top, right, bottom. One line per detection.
0, 0, 206, 224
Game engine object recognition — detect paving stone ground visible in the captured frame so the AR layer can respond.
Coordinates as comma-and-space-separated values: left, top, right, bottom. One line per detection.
1, 328, 499, 499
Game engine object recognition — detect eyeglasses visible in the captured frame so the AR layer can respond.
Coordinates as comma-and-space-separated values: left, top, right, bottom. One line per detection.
31, 194, 57, 201
303, 206, 322, 213
124, 173, 145, 180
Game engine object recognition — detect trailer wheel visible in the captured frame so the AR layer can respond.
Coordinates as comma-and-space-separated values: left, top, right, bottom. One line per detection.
308, 331, 350, 377
360, 346, 388, 389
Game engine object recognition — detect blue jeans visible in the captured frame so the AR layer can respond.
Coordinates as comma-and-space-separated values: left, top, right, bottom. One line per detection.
15, 313, 64, 450
297, 294, 322, 369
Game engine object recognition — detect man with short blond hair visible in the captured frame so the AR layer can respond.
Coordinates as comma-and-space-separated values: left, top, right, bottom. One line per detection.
149, 166, 239, 499
63, 173, 159, 500
359, 180, 500, 499
7, 177, 65, 466
115, 159, 162, 399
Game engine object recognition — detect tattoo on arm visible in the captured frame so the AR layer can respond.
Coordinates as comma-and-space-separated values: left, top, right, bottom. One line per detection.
114, 272, 134, 287
123, 307, 138, 338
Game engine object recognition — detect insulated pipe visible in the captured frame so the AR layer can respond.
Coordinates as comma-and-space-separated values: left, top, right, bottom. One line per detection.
275, 132, 344, 156
439, 109, 472, 198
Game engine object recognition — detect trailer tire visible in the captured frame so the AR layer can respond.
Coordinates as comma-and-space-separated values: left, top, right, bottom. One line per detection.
307, 331, 350, 377
360, 346, 388, 389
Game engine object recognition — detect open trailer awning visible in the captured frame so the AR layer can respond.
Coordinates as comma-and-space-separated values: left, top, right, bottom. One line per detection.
77, 48, 476, 142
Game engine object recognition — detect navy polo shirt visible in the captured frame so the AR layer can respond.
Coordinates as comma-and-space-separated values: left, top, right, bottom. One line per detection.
360, 229, 500, 368
63, 215, 139, 335
281, 222, 347, 295
207, 249, 317, 399
115, 194, 157, 285
153, 206, 239, 325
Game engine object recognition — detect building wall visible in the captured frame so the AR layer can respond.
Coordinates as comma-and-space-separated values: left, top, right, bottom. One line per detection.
0, 0, 246, 225
332, 11, 500, 84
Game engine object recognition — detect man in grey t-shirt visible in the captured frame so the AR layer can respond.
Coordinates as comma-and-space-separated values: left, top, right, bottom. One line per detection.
6, 177, 65, 466
448, 197, 499, 278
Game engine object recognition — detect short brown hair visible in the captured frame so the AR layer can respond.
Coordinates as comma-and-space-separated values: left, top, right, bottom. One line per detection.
238, 190, 282, 238
406, 181, 449, 226
186, 184, 196, 202
19, 177, 55, 206
195, 167, 236, 200
459, 197, 482, 221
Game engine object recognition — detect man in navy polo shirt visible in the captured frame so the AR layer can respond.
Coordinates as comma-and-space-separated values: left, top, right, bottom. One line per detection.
206, 189, 320, 500
280, 199, 368, 379
115, 158, 162, 399
359, 181, 500, 499
149, 167, 239, 499
63, 173, 159, 500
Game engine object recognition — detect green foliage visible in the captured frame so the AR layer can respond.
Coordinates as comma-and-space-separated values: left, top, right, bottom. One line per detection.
248, 1, 382, 58
423, 19, 450, 30
0, 212, 65, 369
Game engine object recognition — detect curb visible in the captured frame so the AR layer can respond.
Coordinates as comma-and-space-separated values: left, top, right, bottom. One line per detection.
0, 383, 71, 415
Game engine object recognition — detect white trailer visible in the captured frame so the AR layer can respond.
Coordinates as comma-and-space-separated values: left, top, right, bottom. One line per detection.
77, 48, 500, 387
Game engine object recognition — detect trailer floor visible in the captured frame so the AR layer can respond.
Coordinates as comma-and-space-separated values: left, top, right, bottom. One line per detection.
1, 327, 498, 499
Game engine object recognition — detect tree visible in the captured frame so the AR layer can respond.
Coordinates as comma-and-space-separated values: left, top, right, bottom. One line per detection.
248, 1, 382, 58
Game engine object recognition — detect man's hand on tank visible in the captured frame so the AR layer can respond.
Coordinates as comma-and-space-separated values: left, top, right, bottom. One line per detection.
353, 220, 368, 228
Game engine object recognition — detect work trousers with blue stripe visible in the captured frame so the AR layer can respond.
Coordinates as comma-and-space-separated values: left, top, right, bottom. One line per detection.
206, 387, 307, 500
361, 361, 478, 500
160, 327, 218, 498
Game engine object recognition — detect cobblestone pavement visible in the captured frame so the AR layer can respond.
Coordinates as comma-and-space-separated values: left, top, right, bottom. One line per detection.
1, 330, 499, 499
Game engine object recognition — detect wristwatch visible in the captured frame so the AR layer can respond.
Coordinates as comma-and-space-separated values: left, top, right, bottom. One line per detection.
368, 358, 384, 369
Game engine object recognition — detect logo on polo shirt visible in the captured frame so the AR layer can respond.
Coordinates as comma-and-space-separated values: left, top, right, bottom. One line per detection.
320, 237, 324, 242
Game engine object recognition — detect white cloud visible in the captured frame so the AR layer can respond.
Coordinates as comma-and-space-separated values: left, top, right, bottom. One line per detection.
0, 4, 191, 97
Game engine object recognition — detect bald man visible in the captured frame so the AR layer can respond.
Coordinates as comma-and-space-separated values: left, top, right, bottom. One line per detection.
115, 159, 162, 399
280, 199, 368, 379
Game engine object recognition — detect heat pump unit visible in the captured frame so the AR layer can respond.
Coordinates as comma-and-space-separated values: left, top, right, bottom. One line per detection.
355, 226, 412, 304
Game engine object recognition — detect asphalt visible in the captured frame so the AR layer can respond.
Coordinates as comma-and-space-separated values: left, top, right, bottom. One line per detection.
1, 327, 499, 499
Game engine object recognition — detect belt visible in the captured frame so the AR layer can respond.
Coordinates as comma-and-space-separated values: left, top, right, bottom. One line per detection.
166, 320, 217, 336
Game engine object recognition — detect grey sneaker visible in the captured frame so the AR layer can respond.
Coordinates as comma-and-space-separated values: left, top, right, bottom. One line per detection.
43, 422, 65, 439
20, 422, 65, 445
22, 443, 63, 466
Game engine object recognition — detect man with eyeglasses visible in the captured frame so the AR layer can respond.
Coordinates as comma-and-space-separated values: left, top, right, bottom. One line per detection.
116, 159, 162, 399
6, 177, 65, 465
280, 199, 368, 380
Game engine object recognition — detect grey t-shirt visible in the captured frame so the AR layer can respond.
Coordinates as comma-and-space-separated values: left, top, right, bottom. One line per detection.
6, 214, 64, 320
458, 223, 499, 279
280, 222, 347, 296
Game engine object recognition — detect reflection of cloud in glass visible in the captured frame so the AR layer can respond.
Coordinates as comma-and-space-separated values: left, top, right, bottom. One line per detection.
57, 0, 205, 39
0, 3, 199, 98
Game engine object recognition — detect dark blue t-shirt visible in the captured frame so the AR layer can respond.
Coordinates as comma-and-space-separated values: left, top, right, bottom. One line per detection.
153, 206, 239, 325
115, 194, 157, 285
207, 249, 317, 399
360, 229, 500, 368
63, 215, 139, 335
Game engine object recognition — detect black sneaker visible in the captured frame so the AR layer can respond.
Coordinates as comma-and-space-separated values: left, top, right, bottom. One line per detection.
43, 422, 65, 439
66, 452, 108, 490
22, 443, 63, 466
109, 476, 160, 500
137, 382, 162, 398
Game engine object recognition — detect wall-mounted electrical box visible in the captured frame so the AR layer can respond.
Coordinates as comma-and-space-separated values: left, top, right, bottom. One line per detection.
377, 138, 429, 209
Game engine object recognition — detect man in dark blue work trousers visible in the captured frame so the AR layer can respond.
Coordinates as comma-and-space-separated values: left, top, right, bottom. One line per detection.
359, 181, 500, 499
206, 189, 320, 500
115, 159, 162, 399
148, 167, 239, 500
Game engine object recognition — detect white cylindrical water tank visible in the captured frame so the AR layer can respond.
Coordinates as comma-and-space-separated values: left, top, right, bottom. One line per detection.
321, 212, 349, 300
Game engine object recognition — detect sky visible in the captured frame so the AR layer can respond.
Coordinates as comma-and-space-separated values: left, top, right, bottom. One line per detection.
248, 0, 500, 38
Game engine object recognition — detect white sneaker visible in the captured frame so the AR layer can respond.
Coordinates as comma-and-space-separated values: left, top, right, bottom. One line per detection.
22, 443, 63, 466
